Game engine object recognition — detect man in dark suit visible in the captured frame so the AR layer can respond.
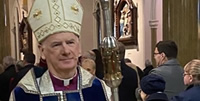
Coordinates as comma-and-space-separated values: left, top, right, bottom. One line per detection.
118, 42, 138, 101
0, 56, 16, 101
10, 52, 45, 91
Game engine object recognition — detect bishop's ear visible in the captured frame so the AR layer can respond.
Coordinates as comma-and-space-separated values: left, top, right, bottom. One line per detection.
38, 44, 46, 60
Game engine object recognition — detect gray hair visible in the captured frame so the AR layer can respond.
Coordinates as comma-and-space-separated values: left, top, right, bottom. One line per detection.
15, 60, 24, 70
82, 50, 96, 61
2, 56, 15, 68
145, 59, 152, 67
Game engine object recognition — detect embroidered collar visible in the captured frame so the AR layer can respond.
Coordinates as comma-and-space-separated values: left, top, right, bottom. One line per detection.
17, 66, 95, 94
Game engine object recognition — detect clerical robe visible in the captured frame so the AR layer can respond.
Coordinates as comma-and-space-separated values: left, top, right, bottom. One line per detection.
9, 67, 111, 101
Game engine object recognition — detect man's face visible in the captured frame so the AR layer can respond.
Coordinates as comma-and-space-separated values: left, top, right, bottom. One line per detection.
154, 47, 165, 67
39, 32, 80, 74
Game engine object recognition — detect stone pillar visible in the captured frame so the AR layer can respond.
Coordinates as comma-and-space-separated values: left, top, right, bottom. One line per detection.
149, 0, 158, 66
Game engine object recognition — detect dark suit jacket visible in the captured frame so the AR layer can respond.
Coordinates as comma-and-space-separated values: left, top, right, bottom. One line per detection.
10, 64, 47, 91
143, 65, 154, 77
0, 65, 17, 101
136, 66, 144, 80
171, 84, 200, 101
119, 59, 138, 101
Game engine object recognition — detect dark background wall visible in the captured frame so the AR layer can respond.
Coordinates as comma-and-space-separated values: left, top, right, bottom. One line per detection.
163, 0, 199, 66
0, 0, 11, 63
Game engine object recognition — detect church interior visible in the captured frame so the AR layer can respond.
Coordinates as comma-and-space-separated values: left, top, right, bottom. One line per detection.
0, 0, 199, 69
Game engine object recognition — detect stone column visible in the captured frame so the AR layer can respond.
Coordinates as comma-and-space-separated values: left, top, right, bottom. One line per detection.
149, 0, 158, 66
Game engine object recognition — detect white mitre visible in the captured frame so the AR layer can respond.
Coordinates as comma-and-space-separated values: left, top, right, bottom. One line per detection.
27, 0, 83, 42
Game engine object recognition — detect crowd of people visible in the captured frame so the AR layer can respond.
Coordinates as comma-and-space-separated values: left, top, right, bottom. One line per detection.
0, 53, 47, 101
0, 0, 199, 101
1, 40, 199, 101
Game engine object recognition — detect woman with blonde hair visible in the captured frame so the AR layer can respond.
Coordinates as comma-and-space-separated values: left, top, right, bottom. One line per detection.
171, 59, 200, 101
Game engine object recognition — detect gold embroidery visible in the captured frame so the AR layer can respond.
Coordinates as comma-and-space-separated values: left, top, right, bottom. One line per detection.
33, 9, 42, 19
52, 2, 61, 23
36, 23, 80, 40
71, 4, 79, 14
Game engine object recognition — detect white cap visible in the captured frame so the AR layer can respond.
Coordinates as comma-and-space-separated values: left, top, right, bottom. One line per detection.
28, 0, 83, 42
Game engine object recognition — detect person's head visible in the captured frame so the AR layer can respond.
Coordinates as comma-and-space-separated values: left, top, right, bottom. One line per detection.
27, 0, 83, 78
23, 52, 36, 65
81, 59, 96, 75
81, 50, 96, 62
117, 42, 125, 60
15, 60, 24, 70
183, 59, 200, 86
124, 58, 131, 63
140, 74, 166, 101
145, 59, 152, 67
2, 56, 15, 68
154, 40, 178, 66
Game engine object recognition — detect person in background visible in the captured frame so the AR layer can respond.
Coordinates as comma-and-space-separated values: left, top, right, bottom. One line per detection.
124, 58, 141, 90
143, 59, 154, 77
35, 57, 48, 77
149, 40, 185, 99
15, 60, 24, 71
124, 58, 143, 80
81, 49, 104, 79
0, 56, 16, 101
81, 50, 96, 62
0, 64, 4, 74
81, 59, 96, 75
92, 49, 104, 79
9, 0, 111, 101
118, 42, 138, 101
171, 59, 200, 101
10, 52, 45, 91
2, 56, 16, 71
140, 74, 168, 101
